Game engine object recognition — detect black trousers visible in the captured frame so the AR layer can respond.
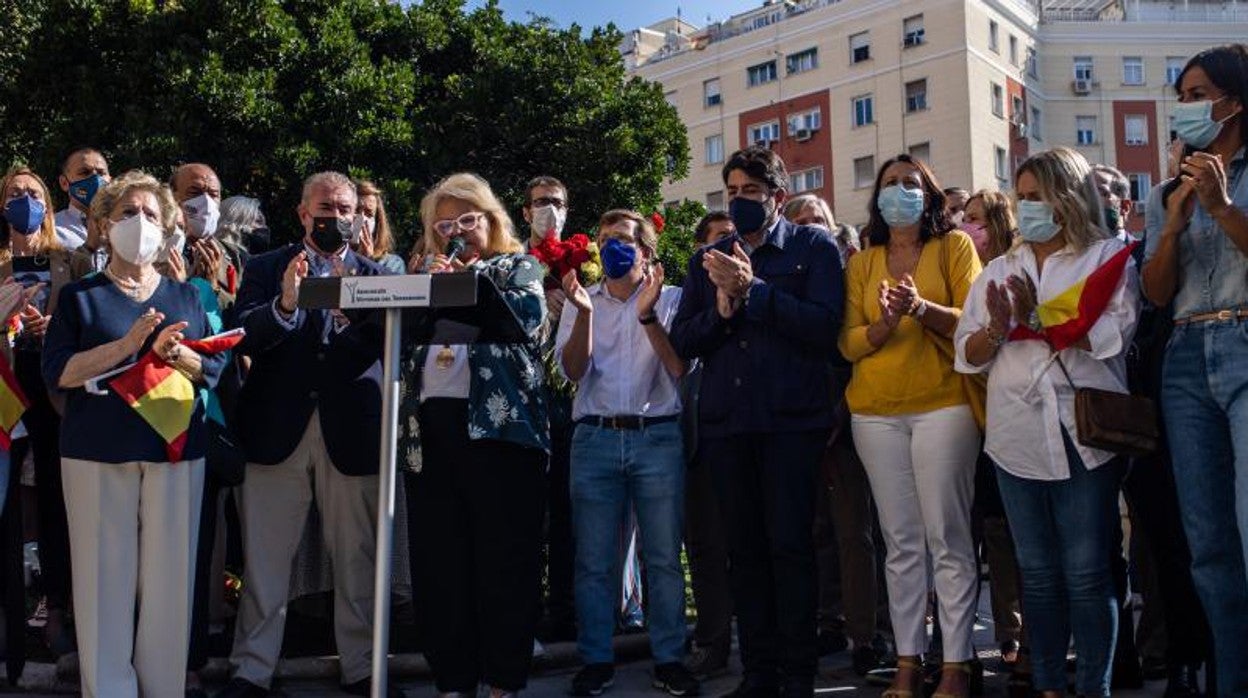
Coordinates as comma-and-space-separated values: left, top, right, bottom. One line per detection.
541, 413, 576, 630
685, 451, 733, 652
407, 399, 546, 692
702, 429, 826, 685
13, 350, 71, 612
187, 472, 223, 671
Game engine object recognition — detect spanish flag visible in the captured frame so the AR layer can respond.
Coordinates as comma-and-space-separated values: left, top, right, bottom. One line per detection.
0, 354, 29, 450
1009, 242, 1136, 350
109, 329, 244, 462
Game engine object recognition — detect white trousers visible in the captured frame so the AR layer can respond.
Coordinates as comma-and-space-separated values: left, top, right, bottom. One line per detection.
852, 404, 980, 661
62, 457, 204, 698
230, 413, 379, 687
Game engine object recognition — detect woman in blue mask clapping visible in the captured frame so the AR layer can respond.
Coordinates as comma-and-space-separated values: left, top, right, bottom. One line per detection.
837, 155, 984, 698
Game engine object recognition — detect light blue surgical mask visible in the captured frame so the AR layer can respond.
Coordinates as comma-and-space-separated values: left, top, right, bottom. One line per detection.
1017, 200, 1062, 243
1172, 96, 1238, 149
877, 185, 925, 227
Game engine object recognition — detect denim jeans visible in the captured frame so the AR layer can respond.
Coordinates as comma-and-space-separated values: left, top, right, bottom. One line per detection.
1162, 320, 1248, 696
570, 420, 686, 664
995, 432, 1121, 698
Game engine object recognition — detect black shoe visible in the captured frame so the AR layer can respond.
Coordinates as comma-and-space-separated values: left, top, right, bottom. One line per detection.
572, 663, 616, 696
654, 662, 701, 696
816, 628, 849, 656
684, 643, 731, 680
1111, 656, 1145, 691
720, 678, 779, 698
852, 644, 887, 677
1141, 656, 1169, 681
780, 678, 814, 698
1163, 664, 1202, 698
341, 678, 403, 698
215, 678, 270, 698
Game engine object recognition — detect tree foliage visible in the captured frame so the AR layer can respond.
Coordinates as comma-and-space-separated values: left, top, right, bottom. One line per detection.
0, 0, 690, 251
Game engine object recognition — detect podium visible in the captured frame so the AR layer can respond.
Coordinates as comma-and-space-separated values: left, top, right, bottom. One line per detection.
299, 271, 528, 697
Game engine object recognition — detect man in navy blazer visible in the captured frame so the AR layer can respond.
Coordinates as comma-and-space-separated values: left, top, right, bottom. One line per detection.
221, 171, 394, 698
671, 147, 844, 698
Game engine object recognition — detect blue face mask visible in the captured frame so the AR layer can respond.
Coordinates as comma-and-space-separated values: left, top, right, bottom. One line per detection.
877, 185, 925, 227
1172, 97, 1238, 149
729, 196, 771, 236
1017, 200, 1062, 243
601, 238, 638, 279
4, 195, 46, 235
68, 173, 106, 208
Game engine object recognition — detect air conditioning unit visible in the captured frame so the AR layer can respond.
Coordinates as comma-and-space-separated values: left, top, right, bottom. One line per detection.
1013, 122, 1029, 139
1072, 78, 1092, 94
794, 128, 812, 141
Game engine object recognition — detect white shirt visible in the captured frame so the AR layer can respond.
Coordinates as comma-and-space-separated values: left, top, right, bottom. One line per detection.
420, 345, 471, 401
954, 238, 1140, 481
555, 281, 682, 420
54, 207, 88, 249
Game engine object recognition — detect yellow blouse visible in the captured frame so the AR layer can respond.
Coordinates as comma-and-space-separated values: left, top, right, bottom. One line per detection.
838, 230, 982, 416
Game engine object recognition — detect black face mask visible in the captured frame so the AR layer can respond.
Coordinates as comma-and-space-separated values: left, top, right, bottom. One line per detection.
246, 226, 271, 254
309, 217, 350, 254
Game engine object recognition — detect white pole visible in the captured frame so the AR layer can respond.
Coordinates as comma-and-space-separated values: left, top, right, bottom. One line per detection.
370, 307, 402, 698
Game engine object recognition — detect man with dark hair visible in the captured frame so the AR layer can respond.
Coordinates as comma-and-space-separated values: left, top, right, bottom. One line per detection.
55, 147, 111, 251
694, 211, 735, 245
671, 146, 845, 697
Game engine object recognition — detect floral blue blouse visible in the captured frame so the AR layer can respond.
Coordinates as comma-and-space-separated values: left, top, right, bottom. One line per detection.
397, 252, 550, 471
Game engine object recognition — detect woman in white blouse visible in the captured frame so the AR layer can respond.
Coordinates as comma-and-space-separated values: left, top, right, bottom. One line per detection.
954, 147, 1139, 698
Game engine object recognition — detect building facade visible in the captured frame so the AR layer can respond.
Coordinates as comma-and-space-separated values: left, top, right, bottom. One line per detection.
624, 0, 1248, 231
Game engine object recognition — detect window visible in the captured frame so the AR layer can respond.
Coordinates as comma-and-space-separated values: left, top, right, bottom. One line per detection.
705, 134, 724, 165
850, 32, 871, 64
1128, 173, 1152, 203
852, 94, 874, 127
989, 20, 999, 53
790, 167, 824, 193
1074, 56, 1094, 81
1011, 95, 1024, 121
787, 108, 822, 135
664, 91, 678, 108
905, 79, 928, 113
903, 15, 925, 47
991, 82, 1004, 118
1124, 114, 1148, 145
747, 60, 777, 87
706, 191, 724, 210
703, 78, 721, 107
787, 47, 818, 74
1026, 47, 1039, 78
1076, 115, 1096, 145
995, 146, 1008, 182
1030, 106, 1043, 140
853, 156, 876, 189
908, 142, 931, 162
1009, 35, 1018, 66
1123, 56, 1144, 85
748, 120, 781, 145
1166, 56, 1185, 86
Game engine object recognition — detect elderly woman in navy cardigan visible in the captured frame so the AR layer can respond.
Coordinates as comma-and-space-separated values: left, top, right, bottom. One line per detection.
41, 171, 225, 698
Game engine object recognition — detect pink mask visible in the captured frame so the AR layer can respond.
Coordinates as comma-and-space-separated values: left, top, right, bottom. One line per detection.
961, 222, 990, 260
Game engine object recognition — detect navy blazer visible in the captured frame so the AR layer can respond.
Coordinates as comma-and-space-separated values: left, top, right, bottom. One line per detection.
231, 243, 386, 475
670, 218, 845, 438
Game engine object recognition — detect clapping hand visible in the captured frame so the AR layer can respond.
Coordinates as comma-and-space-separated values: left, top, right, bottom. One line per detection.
192, 239, 224, 284
885, 273, 923, 317
703, 243, 754, 297
0, 280, 37, 326
636, 263, 665, 319
1006, 274, 1038, 329
20, 305, 50, 338
561, 270, 592, 313
279, 252, 309, 314
985, 279, 1013, 334
153, 321, 189, 362
876, 280, 902, 329
124, 308, 166, 354
1180, 152, 1233, 217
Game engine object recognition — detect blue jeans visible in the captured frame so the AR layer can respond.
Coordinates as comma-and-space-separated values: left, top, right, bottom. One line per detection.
1163, 320, 1248, 696
570, 420, 686, 664
995, 433, 1121, 697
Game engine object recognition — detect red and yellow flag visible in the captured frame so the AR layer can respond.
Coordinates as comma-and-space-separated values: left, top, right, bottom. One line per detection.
1009, 242, 1136, 350
0, 353, 29, 450
109, 329, 244, 462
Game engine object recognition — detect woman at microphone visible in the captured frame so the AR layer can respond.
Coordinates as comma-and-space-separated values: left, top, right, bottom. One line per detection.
398, 173, 549, 698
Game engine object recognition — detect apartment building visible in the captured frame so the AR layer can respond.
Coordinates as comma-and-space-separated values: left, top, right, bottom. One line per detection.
624, 0, 1248, 230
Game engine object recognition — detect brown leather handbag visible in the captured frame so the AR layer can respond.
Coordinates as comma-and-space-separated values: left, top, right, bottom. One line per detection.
1054, 355, 1159, 457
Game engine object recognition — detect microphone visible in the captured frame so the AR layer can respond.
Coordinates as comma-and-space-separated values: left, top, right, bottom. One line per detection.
445, 235, 467, 263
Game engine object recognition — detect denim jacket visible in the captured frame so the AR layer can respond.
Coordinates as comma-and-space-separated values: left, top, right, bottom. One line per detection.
397, 253, 550, 471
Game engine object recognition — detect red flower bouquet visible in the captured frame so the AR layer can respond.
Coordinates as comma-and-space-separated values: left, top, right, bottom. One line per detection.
529, 232, 603, 290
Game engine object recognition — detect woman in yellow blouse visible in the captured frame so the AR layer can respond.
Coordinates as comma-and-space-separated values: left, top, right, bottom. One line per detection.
838, 155, 983, 698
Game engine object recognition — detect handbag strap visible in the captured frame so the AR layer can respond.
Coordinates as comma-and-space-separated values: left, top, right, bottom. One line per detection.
1051, 351, 1079, 392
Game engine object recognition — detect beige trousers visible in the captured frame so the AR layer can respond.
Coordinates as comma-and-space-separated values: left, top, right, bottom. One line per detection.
229, 413, 379, 687
62, 457, 204, 698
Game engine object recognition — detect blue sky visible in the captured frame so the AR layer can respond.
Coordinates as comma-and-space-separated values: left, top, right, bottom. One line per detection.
460, 0, 762, 31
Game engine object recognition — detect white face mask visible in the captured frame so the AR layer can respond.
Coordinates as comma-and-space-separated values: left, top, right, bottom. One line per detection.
530, 204, 566, 240
183, 194, 220, 239
110, 213, 165, 266
350, 214, 376, 244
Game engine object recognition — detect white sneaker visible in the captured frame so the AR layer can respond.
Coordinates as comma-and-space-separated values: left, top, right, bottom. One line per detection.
532, 638, 546, 659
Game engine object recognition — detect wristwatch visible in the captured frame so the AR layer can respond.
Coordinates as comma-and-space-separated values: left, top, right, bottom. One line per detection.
1027, 308, 1043, 333
913, 299, 928, 319
639, 313, 658, 325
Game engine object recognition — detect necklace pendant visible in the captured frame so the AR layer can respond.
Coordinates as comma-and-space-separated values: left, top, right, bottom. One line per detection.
435, 346, 454, 370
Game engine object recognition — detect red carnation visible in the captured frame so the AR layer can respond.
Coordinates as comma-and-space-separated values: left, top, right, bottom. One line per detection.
650, 212, 666, 234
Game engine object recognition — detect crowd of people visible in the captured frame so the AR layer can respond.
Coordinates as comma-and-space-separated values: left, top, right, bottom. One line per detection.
0, 42, 1243, 698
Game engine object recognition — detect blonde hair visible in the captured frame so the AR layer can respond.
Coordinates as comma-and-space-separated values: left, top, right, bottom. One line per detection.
1013, 147, 1108, 251
355, 179, 396, 259
0, 166, 63, 262
597, 209, 658, 257
966, 189, 1017, 261
89, 170, 180, 239
419, 173, 522, 257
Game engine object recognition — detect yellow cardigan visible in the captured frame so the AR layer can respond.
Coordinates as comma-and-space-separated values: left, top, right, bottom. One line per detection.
838, 231, 982, 416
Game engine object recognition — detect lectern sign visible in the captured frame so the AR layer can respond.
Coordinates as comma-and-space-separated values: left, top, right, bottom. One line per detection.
339, 275, 432, 309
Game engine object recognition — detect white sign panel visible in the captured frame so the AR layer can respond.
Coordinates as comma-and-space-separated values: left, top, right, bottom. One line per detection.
339, 275, 433, 309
